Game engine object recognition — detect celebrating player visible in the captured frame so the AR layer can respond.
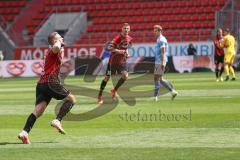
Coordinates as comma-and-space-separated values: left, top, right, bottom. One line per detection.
220, 28, 237, 81
213, 28, 225, 82
18, 32, 76, 144
153, 25, 178, 101
97, 23, 133, 104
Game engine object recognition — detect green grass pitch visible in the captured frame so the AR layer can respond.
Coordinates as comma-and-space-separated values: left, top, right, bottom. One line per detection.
0, 72, 240, 160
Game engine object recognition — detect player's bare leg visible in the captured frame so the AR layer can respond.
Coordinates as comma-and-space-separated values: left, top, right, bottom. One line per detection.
18, 101, 48, 144
111, 71, 128, 101
98, 76, 110, 104
51, 94, 76, 134
159, 76, 178, 100
154, 75, 160, 101
219, 63, 224, 82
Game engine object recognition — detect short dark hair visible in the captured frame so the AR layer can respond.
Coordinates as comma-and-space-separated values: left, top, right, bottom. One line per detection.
48, 32, 58, 45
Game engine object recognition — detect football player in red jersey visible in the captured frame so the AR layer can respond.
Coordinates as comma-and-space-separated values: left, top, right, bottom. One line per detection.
18, 32, 76, 144
213, 28, 225, 82
97, 23, 133, 104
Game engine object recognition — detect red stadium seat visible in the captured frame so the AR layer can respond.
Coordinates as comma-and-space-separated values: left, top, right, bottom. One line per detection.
209, 21, 215, 28
191, 36, 199, 41
183, 36, 191, 42
148, 2, 157, 8
199, 14, 207, 21
202, 0, 209, 6
189, 29, 197, 35
132, 3, 141, 9
172, 7, 181, 15
186, 1, 194, 7
135, 9, 143, 16
151, 8, 159, 15
161, 15, 168, 22
197, 7, 205, 13
218, 0, 226, 6
110, 3, 119, 10
194, 21, 201, 29
182, 15, 191, 21
205, 7, 213, 13
178, 1, 187, 7
191, 14, 199, 21
184, 22, 193, 29
187, 8, 197, 14
164, 1, 172, 8
143, 8, 152, 15
193, 0, 201, 7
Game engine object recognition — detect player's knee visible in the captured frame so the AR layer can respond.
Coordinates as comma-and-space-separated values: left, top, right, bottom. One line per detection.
159, 77, 163, 82
33, 102, 47, 118
67, 94, 76, 104
32, 110, 42, 118
122, 72, 128, 80
122, 74, 128, 80
71, 95, 77, 104
36, 113, 43, 118
104, 76, 110, 82
154, 75, 160, 81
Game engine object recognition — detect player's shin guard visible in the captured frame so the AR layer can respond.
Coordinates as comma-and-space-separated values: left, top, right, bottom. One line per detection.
114, 77, 126, 91
154, 80, 160, 97
56, 100, 74, 121
160, 80, 173, 92
215, 68, 219, 78
99, 80, 107, 96
229, 66, 236, 78
23, 113, 37, 133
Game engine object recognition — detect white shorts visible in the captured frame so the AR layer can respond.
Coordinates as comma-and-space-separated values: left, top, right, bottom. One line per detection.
154, 64, 165, 76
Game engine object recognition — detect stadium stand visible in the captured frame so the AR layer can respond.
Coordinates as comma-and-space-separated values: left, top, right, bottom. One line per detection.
76, 0, 225, 44
0, 1, 27, 23
0, 0, 226, 46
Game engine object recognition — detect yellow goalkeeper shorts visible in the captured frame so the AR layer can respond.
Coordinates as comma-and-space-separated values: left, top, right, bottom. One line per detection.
224, 53, 235, 65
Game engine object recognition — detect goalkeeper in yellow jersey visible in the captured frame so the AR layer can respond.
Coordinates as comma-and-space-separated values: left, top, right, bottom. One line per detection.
220, 28, 237, 81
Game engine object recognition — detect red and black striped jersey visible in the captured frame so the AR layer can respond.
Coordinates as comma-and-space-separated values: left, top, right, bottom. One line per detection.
38, 48, 64, 83
109, 34, 133, 65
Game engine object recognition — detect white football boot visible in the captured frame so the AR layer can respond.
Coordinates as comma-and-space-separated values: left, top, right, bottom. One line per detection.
51, 119, 66, 134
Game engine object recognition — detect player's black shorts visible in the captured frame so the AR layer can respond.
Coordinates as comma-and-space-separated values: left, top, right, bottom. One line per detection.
105, 63, 127, 76
35, 83, 70, 105
214, 55, 224, 65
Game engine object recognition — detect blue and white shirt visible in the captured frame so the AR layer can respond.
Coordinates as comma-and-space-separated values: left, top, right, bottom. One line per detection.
155, 35, 168, 65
